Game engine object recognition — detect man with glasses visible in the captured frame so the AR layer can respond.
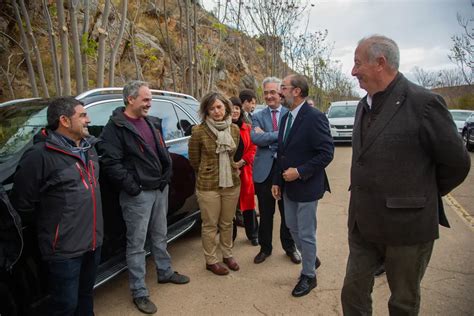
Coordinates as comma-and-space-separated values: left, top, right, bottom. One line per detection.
272, 74, 334, 297
251, 77, 300, 265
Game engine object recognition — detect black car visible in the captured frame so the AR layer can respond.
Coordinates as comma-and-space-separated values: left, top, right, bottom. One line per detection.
0, 88, 201, 315
461, 113, 474, 152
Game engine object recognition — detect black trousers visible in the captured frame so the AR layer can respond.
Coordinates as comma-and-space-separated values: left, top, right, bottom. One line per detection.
254, 161, 295, 255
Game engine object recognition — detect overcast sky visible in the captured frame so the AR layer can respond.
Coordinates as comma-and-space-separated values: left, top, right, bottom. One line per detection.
202, 0, 473, 94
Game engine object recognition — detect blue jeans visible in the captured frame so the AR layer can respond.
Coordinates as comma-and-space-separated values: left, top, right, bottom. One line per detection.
283, 192, 318, 278
47, 248, 101, 316
120, 186, 173, 298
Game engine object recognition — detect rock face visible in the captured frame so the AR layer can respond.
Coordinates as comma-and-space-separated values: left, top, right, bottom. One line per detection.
0, 1, 290, 102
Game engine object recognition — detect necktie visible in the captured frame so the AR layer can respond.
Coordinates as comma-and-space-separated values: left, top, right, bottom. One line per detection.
283, 113, 293, 143
271, 110, 278, 131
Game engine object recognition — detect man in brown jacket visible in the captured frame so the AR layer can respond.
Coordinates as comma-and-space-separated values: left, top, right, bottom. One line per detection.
341, 35, 470, 315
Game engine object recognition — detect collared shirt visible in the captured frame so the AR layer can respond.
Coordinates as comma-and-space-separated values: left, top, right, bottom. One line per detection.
283, 100, 305, 138
269, 104, 283, 127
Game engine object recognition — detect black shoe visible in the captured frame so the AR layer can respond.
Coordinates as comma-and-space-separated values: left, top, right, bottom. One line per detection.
158, 271, 190, 284
133, 296, 157, 314
250, 239, 259, 246
291, 274, 317, 297
374, 265, 385, 277
286, 251, 302, 264
315, 256, 321, 270
254, 251, 270, 264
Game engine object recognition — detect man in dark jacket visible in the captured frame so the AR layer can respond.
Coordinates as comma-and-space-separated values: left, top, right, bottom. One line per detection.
341, 35, 471, 315
12, 96, 103, 315
99, 80, 189, 314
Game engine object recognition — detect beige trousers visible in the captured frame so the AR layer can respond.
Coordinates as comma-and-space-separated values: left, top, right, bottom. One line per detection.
197, 185, 240, 264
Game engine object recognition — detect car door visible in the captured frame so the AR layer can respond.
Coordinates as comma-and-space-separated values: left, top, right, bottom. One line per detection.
148, 100, 197, 224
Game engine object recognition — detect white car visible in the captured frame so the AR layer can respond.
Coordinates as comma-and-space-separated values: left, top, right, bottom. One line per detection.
449, 109, 474, 134
327, 100, 359, 142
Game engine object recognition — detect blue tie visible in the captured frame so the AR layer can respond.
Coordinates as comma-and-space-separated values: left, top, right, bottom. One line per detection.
283, 113, 293, 143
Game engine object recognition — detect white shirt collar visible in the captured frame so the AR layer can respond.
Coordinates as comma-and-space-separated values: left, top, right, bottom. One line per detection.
290, 100, 305, 118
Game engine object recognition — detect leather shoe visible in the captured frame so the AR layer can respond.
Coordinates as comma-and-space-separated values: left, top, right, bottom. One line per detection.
250, 239, 259, 246
315, 256, 321, 270
223, 257, 240, 271
254, 251, 270, 264
291, 274, 317, 297
206, 263, 229, 275
286, 251, 302, 264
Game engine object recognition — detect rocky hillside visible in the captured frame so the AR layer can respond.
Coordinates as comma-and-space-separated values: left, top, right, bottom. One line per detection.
0, 0, 290, 102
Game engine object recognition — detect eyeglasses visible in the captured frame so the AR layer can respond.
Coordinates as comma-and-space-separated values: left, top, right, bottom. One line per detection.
280, 85, 294, 90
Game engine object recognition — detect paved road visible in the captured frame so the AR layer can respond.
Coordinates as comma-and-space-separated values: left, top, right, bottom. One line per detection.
94, 146, 474, 315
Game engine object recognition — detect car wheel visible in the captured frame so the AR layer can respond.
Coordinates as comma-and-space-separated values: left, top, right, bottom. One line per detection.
467, 131, 474, 152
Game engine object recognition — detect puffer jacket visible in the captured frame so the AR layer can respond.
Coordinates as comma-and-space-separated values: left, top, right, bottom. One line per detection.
98, 107, 172, 196
11, 130, 103, 260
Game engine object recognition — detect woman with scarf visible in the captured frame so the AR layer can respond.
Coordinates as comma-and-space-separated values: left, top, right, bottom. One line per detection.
230, 97, 259, 246
188, 92, 241, 276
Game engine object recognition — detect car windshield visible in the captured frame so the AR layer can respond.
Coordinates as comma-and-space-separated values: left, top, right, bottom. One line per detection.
327, 106, 357, 118
450, 111, 472, 121
0, 102, 48, 164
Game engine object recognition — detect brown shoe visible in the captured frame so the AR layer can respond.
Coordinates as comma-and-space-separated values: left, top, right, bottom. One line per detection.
206, 263, 229, 275
223, 257, 240, 271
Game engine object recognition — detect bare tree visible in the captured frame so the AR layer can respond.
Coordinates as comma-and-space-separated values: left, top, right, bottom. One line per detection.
449, 13, 473, 85
12, 0, 39, 97
184, 0, 194, 96
81, 0, 90, 90
43, 0, 61, 95
97, 0, 111, 87
68, 0, 84, 93
18, 0, 49, 97
108, 0, 128, 87
193, 1, 199, 97
413, 66, 436, 88
163, 0, 177, 91
56, 0, 71, 95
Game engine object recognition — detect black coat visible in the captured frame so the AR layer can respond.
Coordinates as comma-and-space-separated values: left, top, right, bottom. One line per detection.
98, 107, 172, 196
348, 74, 470, 246
11, 130, 103, 260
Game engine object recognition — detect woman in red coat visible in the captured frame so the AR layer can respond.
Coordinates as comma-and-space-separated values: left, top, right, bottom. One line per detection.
230, 97, 259, 245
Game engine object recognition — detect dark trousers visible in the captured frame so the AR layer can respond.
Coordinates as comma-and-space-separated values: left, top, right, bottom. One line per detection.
47, 248, 101, 316
341, 227, 434, 316
242, 209, 259, 241
254, 162, 295, 255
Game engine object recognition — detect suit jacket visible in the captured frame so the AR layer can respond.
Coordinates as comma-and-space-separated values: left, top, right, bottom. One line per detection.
349, 74, 471, 246
188, 122, 241, 191
274, 103, 334, 202
251, 106, 288, 183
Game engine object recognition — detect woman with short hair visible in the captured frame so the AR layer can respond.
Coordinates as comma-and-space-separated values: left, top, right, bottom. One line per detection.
188, 92, 241, 275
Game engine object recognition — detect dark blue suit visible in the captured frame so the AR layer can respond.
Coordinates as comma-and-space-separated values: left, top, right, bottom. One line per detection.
274, 102, 334, 277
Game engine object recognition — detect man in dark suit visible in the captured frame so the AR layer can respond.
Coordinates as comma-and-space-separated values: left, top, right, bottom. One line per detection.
272, 74, 334, 297
341, 35, 471, 315
251, 77, 300, 265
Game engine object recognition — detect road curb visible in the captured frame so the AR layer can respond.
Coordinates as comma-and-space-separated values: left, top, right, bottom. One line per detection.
444, 193, 474, 231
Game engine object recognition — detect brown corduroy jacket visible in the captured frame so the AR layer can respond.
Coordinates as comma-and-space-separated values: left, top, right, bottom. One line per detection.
188, 122, 241, 191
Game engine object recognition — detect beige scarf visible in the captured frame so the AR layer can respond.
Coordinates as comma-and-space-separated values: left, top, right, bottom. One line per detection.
205, 116, 236, 188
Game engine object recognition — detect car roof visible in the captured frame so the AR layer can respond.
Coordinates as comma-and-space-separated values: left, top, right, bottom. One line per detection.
449, 109, 474, 113
76, 88, 197, 105
329, 100, 359, 107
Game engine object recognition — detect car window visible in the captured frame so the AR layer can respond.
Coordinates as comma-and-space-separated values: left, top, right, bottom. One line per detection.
85, 100, 123, 126
174, 105, 195, 136
450, 111, 473, 121
149, 100, 183, 141
0, 102, 48, 163
327, 106, 357, 118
